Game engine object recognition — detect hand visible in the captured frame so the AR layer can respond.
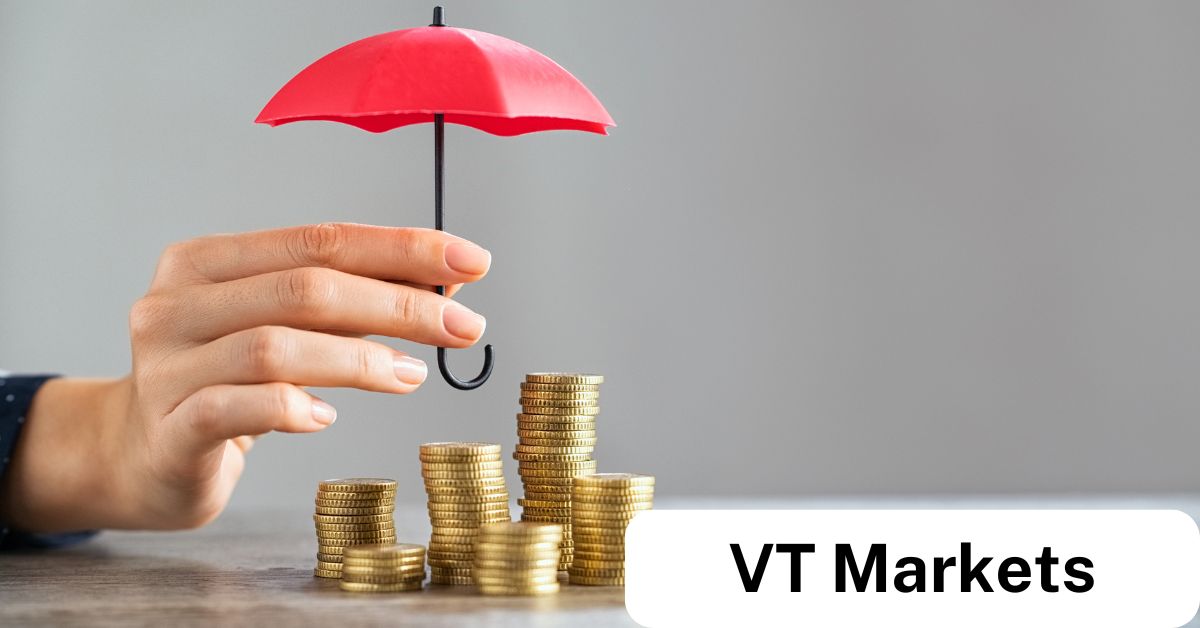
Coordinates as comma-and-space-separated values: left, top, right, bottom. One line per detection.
0, 223, 491, 531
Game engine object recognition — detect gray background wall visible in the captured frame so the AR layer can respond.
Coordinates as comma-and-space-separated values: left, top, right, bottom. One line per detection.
2, 1, 1199, 510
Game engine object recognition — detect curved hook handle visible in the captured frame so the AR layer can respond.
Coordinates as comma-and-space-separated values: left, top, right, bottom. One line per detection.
436, 343, 494, 390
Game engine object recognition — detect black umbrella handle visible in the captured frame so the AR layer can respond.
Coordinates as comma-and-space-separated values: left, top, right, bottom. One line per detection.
434, 112, 494, 390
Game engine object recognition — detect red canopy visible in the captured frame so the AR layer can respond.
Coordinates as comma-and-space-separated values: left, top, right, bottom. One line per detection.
255, 26, 614, 136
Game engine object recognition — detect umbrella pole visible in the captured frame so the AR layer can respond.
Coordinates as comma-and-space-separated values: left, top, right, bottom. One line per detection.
433, 112, 495, 390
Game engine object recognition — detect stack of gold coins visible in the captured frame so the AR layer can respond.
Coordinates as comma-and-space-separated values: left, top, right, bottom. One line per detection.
516, 373, 603, 571
568, 473, 655, 586
313, 478, 398, 578
473, 522, 563, 596
421, 442, 512, 585
339, 543, 427, 592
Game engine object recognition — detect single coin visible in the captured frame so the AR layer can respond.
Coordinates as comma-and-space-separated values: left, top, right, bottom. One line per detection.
419, 455, 502, 465
424, 479, 509, 490
518, 428, 597, 438
478, 521, 563, 536
479, 583, 560, 596
427, 500, 510, 511
421, 469, 506, 480
315, 521, 397, 531
513, 452, 594, 462
343, 543, 425, 558
574, 473, 655, 488
317, 552, 343, 563
316, 490, 397, 501
428, 544, 475, 556
517, 413, 598, 423
472, 541, 561, 554
568, 567, 625, 578
518, 390, 600, 400
426, 491, 510, 503
316, 505, 394, 516
316, 560, 344, 571
570, 558, 626, 570
340, 572, 426, 584
473, 557, 561, 570
313, 513, 394, 524
316, 497, 396, 508
316, 529, 398, 540
319, 478, 397, 492
520, 382, 600, 392
571, 493, 655, 505
520, 515, 573, 525
427, 526, 488, 536
518, 397, 599, 407
515, 444, 594, 455
571, 517, 635, 528
573, 551, 626, 562
429, 575, 475, 585
520, 405, 600, 416
420, 442, 501, 456
339, 580, 424, 593
429, 566, 474, 576
571, 502, 653, 514
472, 573, 559, 586
318, 536, 397, 547
568, 574, 624, 586
522, 508, 574, 518
420, 460, 505, 471
521, 492, 573, 502
314, 568, 343, 578
519, 438, 598, 448
518, 498, 576, 509
342, 558, 426, 570
571, 533, 627, 544
525, 373, 604, 385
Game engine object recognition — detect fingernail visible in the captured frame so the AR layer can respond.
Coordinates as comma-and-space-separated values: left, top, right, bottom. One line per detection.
311, 399, 337, 426
443, 303, 486, 341
394, 354, 428, 385
445, 242, 491, 275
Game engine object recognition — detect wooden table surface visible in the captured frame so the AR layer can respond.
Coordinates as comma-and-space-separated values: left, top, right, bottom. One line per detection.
4, 495, 1199, 627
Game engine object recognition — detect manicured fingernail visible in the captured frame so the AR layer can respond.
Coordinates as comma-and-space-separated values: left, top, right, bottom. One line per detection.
311, 399, 337, 426
443, 303, 486, 341
445, 242, 491, 275
394, 354, 428, 385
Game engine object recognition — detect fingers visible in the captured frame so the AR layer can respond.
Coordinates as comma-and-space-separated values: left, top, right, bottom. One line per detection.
151, 223, 490, 290
163, 326, 428, 397
143, 268, 486, 349
166, 383, 336, 457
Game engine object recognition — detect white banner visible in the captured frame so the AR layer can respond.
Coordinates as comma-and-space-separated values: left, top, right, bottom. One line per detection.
625, 510, 1200, 627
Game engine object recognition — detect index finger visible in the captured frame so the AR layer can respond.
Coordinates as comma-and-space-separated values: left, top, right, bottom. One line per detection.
151, 223, 490, 290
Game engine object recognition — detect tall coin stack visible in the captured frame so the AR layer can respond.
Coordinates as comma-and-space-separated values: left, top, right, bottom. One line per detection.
568, 473, 655, 586
339, 543, 427, 593
420, 442, 512, 585
473, 522, 564, 596
516, 372, 603, 571
313, 478, 398, 578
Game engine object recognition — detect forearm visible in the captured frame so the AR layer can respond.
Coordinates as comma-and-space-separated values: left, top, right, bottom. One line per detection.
0, 377, 129, 532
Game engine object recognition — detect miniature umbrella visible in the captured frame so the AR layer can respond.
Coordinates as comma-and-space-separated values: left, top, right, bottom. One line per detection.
256, 6, 614, 390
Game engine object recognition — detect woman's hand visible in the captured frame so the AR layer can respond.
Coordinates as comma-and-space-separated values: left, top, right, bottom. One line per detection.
0, 223, 490, 532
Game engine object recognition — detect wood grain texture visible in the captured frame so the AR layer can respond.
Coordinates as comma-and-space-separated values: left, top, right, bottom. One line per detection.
0, 506, 634, 627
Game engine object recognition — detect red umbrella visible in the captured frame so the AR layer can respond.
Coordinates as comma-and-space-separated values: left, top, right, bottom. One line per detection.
256, 6, 614, 390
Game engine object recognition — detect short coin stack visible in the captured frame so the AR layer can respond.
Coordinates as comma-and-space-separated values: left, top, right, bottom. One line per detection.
568, 473, 655, 586
473, 522, 564, 596
421, 442, 512, 585
313, 478, 398, 578
516, 373, 603, 571
339, 543, 427, 592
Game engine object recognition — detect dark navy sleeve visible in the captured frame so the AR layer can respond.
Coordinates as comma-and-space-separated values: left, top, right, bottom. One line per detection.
0, 374, 98, 549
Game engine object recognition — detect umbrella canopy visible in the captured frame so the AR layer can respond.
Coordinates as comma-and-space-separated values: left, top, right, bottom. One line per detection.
255, 22, 614, 136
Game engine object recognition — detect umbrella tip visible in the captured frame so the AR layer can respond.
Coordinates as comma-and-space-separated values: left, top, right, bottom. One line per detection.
431, 6, 445, 27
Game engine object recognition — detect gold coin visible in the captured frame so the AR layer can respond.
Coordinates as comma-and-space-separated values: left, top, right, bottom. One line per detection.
429, 578, 470, 588
313, 513, 394, 524
427, 500, 510, 511
571, 533, 626, 544
429, 566, 474, 576
513, 452, 594, 462
479, 583, 560, 595
472, 573, 559, 586
314, 568, 343, 578
343, 543, 425, 558
473, 541, 561, 554
339, 580, 424, 592
343, 558, 426, 570
518, 428, 597, 437
518, 397, 599, 407
517, 413, 598, 424
420, 460, 504, 471
341, 572, 426, 584
568, 574, 624, 586
570, 558, 626, 570
316, 560, 344, 570
419, 455, 502, 465
519, 438, 598, 448
519, 494, 572, 504
525, 373, 604, 385
572, 517, 635, 528
518, 498, 575, 509
424, 479, 509, 489
428, 525, 487, 536
421, 469, 506, 480
522, 479, 578, 489
428, 545, 475, 556
316, 497, 396, 508
520, 460, 597, 471
573, 551, 625, 562
317, 552, 343, 563
315, 505, 394, 516
318, 545, 348, 555
316, 490, 397, 501
568, 566, 625, 577
473, 558, 561, 570
571, 502, 653, 513
574, 473, 655, 488
522, 508, 573, 518
515, 444, 594, 455
571, 493, 655, 505
314, 520, 397, 532
520, 515, 573, 525
318, 536, 397, 548
319, 478, 397, 492
316, 529, 398, 540
420, 442, 501, 456
427, 494, 510, 505
520, 405, 600, 416
520, 382, 600, 392
518, 390, 600, 400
